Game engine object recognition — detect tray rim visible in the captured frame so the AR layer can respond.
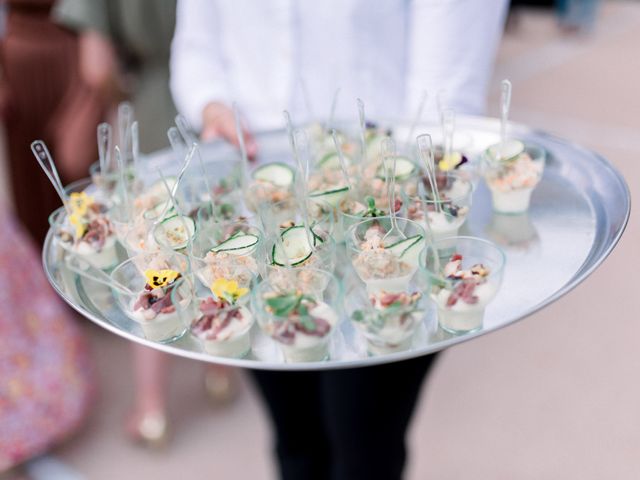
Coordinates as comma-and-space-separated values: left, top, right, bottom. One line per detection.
41, 116, 631, 370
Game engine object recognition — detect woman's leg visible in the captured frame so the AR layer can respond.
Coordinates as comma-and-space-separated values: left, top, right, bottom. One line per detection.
251, 370, 331, 480
321, 355, 438, 480
127, 345, 170, 445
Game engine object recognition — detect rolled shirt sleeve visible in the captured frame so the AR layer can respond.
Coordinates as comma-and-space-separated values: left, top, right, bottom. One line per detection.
405, 0, 509, 117
170, 0, 230, 131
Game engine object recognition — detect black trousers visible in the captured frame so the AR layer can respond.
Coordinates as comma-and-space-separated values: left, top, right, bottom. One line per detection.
251, 354, 438, 480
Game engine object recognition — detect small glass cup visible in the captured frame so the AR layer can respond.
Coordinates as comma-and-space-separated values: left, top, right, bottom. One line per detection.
482, 142, 546, 214
110, 251, 194, 343
407, 172, 473, 246
345, 279, 426, 356
265, 226, 337, 273
346, 216, 426, 294
150, 214, 197, 253
48, 204, 120, 271
192, 221, 264, 279
251, 268, 343, 363
184, 264, 256, 358
420, 236, 505, 335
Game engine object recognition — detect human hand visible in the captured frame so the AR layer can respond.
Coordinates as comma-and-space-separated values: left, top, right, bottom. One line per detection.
201, 102, 257, 160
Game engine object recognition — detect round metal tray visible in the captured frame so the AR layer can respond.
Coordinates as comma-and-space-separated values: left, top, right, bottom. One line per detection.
42, 116, 630, 370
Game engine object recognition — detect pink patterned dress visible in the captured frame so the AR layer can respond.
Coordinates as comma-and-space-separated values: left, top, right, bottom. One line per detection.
0, 206, 93, 470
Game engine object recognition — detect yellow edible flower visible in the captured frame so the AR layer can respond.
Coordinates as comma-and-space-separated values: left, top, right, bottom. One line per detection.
68, 212, 87, 238
438, 152, 463, 172
144, 269, 180, 288
69, 191, 94, 216
211, 278, 248, 303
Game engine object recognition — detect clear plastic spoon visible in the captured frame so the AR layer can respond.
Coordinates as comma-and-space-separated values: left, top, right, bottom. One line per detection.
499, 79, 512, 160
65, 255, 134, 296
325, 87, 341, 131
441, 108, 455, 162
417, 133, 441, 214
175, 114, 197, 146
30, 140, 71, 216
233, 103, 250, 191
331, 129, 353, 194
291, 129, 317, 254
97, 122, 112, 178
381, 138, 406, 242
356, 98, 367, 165
404, 90, 428, 149
117, 101, 134, 159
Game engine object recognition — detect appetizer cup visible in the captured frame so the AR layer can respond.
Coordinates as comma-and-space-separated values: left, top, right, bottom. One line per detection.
482, 142, 545, 214
420, 236, 505, 335
243, 162, 296, 213
184, 265, 256, 358
110, 251, 194, 343
251, 268, 343, 363
408, 172, 473, 246
193, 220, 263, 278
346, 280, 426, 356
49, 201, 119, 271
151, 214, 197, 253
265, 224, 337, 273
346, 216, 426, 294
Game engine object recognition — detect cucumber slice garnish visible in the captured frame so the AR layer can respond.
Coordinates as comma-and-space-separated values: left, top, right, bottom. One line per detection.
317, 152, 352, 170
143, 200, 175, 220
366, 134, 389, 160
376, 156, 417, 182
271, 225, 319, 266
211, 233, 259, 256
487, 140, 525, 162
385, 234, 425, 267
153, 215, 196, 250
252, 162, 295, 188
309, 186, 350, 208
147, 177, 177, 199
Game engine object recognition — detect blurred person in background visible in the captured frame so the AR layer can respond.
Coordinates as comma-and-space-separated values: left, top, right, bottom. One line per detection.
0, 201, 93, 473
557, 0, 600, 33
0, 1, 96, 474
171, 1, 508, 479
54, 0, 237, 449
0, 0, 103, 244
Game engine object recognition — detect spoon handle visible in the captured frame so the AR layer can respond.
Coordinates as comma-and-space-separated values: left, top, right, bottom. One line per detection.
441, 108, 455, 160
97, 122, 112, 175
233, 103, 249, 191
331, 129, 353, 193
417, 134, 441, 214
405, 90, 428, 148
131, 121, 140, 176
175, 114, 197, 145
356, 98, 367, 164
65, 255, 134, 296
117, 101, 134, 157
381, 137, 399, 232
500, 79, 512, 147
30, 140, 69, 214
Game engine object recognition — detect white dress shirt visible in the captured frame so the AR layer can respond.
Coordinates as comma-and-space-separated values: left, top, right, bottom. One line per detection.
170, 0, 508, 132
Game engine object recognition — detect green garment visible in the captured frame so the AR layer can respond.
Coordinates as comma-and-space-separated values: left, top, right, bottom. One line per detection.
54, 0, 177, 153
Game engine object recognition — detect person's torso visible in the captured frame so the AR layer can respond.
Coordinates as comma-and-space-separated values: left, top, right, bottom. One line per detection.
214, 0, 410, 130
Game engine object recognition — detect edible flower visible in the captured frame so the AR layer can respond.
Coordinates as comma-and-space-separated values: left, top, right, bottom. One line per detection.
211, 278, 248, 304
145, 269, 180, 288
438, 152, 464, 172
69, 212, 87, 238
69, 191, 94, 216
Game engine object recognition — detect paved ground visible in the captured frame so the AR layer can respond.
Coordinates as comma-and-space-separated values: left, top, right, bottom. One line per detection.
5, 2, 640, 479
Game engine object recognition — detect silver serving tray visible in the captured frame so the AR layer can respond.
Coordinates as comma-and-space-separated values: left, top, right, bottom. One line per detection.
42, 116, 630, 370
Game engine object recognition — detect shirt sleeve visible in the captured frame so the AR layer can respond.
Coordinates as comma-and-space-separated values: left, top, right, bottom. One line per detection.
405, 0, 509, 117
52, 0, 110, 37
170, 0, 230, 131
